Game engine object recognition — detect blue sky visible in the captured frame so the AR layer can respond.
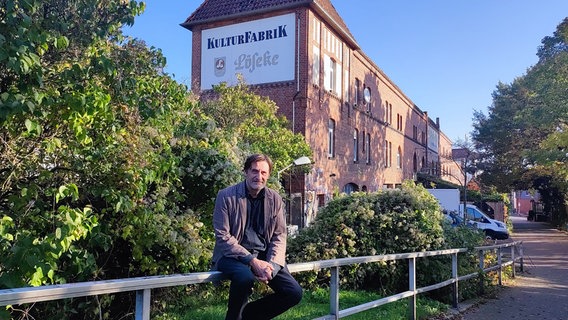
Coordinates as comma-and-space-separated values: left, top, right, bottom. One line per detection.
124, 1, 568, 142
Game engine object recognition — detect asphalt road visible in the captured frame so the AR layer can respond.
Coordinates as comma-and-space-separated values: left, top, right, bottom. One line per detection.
455, 215, 568, 320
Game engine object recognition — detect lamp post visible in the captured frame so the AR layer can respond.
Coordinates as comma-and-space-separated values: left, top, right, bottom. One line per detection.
277, 156, 311, 229
462, 154, 469, 217
277, 156, 311, 182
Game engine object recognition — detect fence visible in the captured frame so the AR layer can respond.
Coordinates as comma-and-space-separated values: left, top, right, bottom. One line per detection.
0, 241, 523, 320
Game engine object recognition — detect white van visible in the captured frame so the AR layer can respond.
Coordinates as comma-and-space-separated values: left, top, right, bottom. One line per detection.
465, 204, 509, 240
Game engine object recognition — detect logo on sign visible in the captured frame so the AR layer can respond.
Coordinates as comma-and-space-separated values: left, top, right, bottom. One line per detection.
214, 57, 226, 77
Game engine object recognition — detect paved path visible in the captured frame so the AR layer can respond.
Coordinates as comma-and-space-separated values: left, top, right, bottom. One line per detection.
455, 215, 568, 320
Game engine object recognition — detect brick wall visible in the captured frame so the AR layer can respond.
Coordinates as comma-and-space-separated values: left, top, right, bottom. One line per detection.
189, 4, 453, 211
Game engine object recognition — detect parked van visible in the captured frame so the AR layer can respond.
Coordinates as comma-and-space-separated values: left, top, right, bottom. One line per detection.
465, 204, 509, 240
426, 188, 509, 240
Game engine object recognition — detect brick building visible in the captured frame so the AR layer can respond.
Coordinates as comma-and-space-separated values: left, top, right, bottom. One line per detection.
182, 0, 462, 227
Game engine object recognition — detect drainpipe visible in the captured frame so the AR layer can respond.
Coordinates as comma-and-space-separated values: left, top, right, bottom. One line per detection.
293, 16, 301, 134
424, 111, 429, 174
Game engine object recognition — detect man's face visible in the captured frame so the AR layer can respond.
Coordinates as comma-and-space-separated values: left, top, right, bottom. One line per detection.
245, 160, 270, 194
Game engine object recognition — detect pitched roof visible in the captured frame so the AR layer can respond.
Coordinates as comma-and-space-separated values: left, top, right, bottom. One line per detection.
181, 0, 359, 49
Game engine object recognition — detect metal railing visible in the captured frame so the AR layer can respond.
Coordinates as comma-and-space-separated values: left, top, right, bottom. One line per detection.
0, 241, 523, 320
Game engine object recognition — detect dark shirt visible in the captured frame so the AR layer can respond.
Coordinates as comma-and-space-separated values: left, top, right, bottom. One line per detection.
240, 185, 267, 263
239, 184, 283, 275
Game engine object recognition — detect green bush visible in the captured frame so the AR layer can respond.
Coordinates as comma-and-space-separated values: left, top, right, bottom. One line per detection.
287, 181, 447, 293
425, 220, 485, 303
287, 181, 485, 300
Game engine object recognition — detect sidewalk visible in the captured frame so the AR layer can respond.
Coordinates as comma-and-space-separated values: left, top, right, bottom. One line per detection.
451, 215, 568, 320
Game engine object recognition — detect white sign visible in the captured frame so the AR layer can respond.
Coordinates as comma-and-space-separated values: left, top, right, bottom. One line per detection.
200, 13, 296, 90
428, 126, 439, 152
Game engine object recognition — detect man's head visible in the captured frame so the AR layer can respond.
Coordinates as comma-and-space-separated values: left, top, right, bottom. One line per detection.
244, 154, 273, 196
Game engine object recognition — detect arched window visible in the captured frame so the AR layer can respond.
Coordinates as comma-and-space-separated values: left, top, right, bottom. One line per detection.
343, 183, 359, 194
413, 152, 418, 172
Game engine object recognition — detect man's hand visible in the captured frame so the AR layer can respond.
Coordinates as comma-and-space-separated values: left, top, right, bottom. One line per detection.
249, 258, 274, 283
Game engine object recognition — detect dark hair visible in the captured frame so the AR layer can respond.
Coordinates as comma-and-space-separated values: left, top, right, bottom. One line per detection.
244, 154, 273, 173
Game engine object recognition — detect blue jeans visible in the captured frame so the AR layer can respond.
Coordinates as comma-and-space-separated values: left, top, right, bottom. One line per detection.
216, 257, 303, 320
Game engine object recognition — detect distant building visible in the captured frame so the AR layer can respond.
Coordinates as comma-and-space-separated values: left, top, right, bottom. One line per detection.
511, 190, 540, 216
182, 0, 461, 227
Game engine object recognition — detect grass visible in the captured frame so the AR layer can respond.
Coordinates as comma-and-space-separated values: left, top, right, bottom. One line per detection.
153, 287, 450, 320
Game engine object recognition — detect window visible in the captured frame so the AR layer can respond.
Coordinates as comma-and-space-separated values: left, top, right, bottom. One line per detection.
354, 78, 360, 105
397, 146, 402, 169
323, 55, 341, 95
366, 133, 371, 164
317, 194, 325, 208
397, 114, 403, 131
413, 152, 418, 172
384, 140, 388, 167
344, 183, 359, 194
389, 141, 392, 168
413, 125, 418, 140
312, 46, 320, 85
353, 129, 359, 162
328, 119, 335, 158
466, 207, 488, 223
329, 58, 336, 92
384, 101, 393, 125
313, 18, 321, 43
344, 69, 350, 101
384, 140, 392, 168
363, 87, 371, 112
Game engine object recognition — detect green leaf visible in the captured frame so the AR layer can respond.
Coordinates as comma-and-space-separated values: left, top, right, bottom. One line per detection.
54, 36, 69, 50
47, 269, 55, 282
24, 118, 42, 135
30, 266, 44, 286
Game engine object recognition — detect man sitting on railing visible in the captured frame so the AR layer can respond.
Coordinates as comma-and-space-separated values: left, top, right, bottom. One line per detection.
211, 154, 303, 320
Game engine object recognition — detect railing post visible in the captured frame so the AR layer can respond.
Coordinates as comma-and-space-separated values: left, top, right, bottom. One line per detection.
519, 243, 524, 272
497, 247, 502, 285
135, 289, 151, 320
330, 266, 339, 320
451, 253, 458, 308
408, 257, 416, 320
510, 245, 516, 278
478, 249, 485, 295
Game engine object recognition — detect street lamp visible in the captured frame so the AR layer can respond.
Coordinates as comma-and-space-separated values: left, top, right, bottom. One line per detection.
277, 156, 311, 229
277, 156, 311, 181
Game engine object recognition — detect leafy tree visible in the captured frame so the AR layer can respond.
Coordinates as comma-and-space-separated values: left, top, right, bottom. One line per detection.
537, 17, 568, 62
0, 0, 228, 318
1, 0, 147, 287
472, 78, 554, 191
472, 17, 568, 226
1, 1, 314, 318
201, 79, 313, 175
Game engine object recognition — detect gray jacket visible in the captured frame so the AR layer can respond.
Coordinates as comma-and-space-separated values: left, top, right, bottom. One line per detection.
211, 181, 287, 269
